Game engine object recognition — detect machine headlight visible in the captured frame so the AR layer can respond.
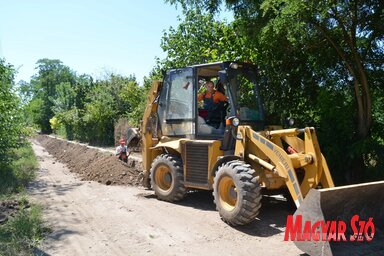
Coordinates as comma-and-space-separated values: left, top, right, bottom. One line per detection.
229, 62, 239, 69
232, 117, 240, 127
285, 117, 295, 127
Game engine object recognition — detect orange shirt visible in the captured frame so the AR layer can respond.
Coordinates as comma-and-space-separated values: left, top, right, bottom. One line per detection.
198, 91, 227, 103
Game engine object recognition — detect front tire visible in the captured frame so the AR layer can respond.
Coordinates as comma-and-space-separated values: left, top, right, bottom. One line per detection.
213, 160, 262, 226
150, 154, 186, 202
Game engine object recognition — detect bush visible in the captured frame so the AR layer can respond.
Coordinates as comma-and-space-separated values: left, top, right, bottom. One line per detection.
0, 59, 24, 166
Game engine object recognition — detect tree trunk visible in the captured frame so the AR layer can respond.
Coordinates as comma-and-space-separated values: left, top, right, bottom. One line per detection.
315, 22, 373, 183
346, 154, 366, 184
354, 62, 372, 139
350, 69, 371, 183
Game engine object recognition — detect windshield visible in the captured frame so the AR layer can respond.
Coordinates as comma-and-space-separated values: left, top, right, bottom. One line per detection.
228, 68, 264, 122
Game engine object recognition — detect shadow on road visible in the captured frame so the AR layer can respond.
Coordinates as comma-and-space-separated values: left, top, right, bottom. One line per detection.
232, 195, 294, 237
177, 190, 217, 211
33, 247, 51, 256
28, 173, 83, 198
138, 189, 295, 237
33, 229, 81, 256
47, 228, 80, 241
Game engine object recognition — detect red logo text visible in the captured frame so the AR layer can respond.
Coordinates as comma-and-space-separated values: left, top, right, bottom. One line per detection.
284, 214, 375, 242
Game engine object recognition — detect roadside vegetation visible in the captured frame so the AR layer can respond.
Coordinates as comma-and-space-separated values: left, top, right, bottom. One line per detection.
19, 60, 149, 146
0, 59, 47, 256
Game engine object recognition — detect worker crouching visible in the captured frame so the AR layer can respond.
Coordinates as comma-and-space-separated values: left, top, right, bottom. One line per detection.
115, 138, 130, 163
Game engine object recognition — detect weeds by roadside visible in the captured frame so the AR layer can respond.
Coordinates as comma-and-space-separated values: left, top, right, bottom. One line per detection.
0, 145, 37, 195
0, 142, 48, 256
0, 203, 47, 256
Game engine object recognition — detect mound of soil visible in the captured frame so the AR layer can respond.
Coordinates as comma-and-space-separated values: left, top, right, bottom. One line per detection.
36, 135, 143, 186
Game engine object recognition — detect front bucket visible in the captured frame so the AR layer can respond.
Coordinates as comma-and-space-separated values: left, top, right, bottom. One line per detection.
292, 180, 384, 256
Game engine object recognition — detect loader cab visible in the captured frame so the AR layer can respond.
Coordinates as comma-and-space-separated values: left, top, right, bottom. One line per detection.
157, 61, 265, 139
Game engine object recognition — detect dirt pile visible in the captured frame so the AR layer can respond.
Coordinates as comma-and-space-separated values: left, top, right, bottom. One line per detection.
35, 135, 143, 186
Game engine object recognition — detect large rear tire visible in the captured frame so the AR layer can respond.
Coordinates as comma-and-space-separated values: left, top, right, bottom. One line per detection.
150, 154, 187, 202
213, 160, 262, 226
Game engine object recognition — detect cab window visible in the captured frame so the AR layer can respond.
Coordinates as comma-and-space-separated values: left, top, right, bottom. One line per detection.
158, 68, 194, 136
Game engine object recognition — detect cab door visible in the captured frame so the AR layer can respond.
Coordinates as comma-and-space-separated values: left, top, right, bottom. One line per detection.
157, 68, 195, 137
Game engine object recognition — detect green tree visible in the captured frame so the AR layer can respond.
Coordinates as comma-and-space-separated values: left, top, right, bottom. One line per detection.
29, 59, 76, 133
166, 0, 384, 182
51, 81, 78, 139
23, 59, 147, 145
82, 73, 141, 145
0, 59, 24, 166
51, 74, 95, 140
119, 79, 145, 127
261, 0, 382, 139
157, 9, 252, 70
167, 0, 383, 138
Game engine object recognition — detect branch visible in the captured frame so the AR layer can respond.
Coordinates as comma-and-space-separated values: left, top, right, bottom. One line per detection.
312, 22, 356, 79
329, 6, 355, 51
352, 0, 358, 42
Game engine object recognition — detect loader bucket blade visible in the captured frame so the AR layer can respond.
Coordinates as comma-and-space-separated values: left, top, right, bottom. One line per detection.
293, 180, 384, 256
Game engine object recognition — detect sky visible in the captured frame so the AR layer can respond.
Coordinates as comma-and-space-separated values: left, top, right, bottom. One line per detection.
0, 1, 232, 84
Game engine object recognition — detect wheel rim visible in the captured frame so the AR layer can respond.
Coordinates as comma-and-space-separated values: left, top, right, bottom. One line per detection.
218, 176, 237, 211
155, 164, 172, 191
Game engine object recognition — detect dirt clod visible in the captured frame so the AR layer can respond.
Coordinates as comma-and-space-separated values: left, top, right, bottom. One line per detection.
36, 135, 143, 186
0, 200, 26, 225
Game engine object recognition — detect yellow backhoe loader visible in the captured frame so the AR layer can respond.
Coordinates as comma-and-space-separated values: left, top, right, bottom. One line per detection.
138, 61, 383, 255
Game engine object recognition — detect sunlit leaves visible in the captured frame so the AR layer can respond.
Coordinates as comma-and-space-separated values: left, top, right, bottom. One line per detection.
0, 59, 24, 165
157, 9, 254, 70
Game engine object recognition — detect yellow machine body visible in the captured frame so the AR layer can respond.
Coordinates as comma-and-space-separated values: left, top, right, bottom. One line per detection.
138, 63, 383, 256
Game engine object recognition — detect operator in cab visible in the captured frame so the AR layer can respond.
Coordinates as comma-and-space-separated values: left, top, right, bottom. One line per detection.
198, 80, 227, 129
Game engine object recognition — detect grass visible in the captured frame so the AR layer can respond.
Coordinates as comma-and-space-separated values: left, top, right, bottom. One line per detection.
11, 145, 38, 187
0, 204, 47, 256
0, 144, 38, 196
0, 142, 48, 256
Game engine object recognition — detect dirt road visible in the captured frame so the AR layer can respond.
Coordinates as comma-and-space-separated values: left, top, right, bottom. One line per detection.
29, 139, 304, 256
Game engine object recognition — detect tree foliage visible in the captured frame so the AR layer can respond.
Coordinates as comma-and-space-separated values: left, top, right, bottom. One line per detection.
0, 59, 25, 166
164, 0, 384, 183
22, 60, 147, 145
26, 59, 76, 133
260, 0, 383, 139
157, 9, 253, 69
